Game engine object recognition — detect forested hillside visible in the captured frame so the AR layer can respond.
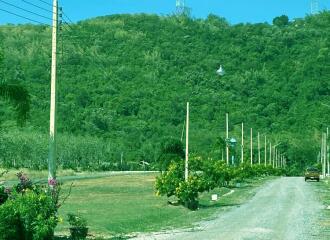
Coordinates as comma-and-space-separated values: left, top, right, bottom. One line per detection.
0, 12, 329, 171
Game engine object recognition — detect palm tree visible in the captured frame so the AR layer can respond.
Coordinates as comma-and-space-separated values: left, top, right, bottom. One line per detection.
0, 83, 30, 125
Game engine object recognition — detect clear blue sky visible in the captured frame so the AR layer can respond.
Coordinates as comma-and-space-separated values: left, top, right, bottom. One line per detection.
0, 0, 329, 25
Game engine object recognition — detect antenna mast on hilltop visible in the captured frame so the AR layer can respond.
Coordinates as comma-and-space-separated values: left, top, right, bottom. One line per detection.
176, 0, 185, 14
311, 0, 319, 14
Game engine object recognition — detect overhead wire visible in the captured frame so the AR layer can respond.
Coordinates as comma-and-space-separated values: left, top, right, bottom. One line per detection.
0, 0, 52, 21
0, 7, 48, 25
35, 0, 52, 7
21, 0, 53, 14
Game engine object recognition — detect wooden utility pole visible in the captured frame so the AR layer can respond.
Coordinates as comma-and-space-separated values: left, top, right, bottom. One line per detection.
264, 135, 267, 166
241, 122, 244, 163
185, 102, 189, 182
258, 132, 261, 164
48, 0, 58, 183
250, 128, 253, 166
226, 113, 229, 165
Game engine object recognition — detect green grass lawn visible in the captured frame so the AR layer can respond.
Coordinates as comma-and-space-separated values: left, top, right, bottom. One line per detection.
1, 169, 273, 239
54, 173, 272, 239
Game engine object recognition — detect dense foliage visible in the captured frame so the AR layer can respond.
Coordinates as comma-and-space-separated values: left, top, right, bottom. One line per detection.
0, 173, 60, 240
0, 12, 330, 171
155, 157, 285, 210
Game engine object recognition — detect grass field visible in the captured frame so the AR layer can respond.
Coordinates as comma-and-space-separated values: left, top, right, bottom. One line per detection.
55, 174, 272, 239
1, 169, 273, 239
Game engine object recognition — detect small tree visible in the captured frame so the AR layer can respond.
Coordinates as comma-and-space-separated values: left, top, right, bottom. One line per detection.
273, 15, 289, 27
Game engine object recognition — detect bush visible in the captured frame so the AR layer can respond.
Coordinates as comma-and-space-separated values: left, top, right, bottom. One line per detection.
0, 201, 23, 240
0, 186, 9, 205
0, 173, 60, 240
155, 157, 287, 210
155, 161, 184, 197
175, 176, 202, 210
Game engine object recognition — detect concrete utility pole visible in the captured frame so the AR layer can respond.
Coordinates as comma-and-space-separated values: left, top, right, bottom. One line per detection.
327, 127, 329, 176
269, 142, 272, 166
272, 146, 276, 168
275, 149, 278, 168
264, 135, 267, 166
250, 128, 253, 166
258, 132, 261, 164
241, 122, 244, 163
185, 102, 189, 182
120, 152, 124, 171
48, 0, 58, 183
322, 132, 326, 178
226, 113, 229, 165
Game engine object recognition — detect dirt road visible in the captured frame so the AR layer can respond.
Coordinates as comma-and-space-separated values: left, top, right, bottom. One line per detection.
135, 177, 323, 240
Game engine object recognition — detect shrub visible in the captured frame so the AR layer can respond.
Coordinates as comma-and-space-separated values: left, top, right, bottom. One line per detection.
0, 173, 60, 240
155, 161, 184, 197
0, 201, 23, 240
175, 176, 204, 210
0, 186, 9, 205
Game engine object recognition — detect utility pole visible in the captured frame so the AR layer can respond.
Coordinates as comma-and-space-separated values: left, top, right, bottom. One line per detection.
226, 113, 229, 165
48, 0, 58, 184
264, 135, 267, 166
323, 132, 326, 178
185, 102, 189, 182
120, 152, 124, 171
327, 127, 329, 176
258, 132, 261, 165
269, 142, 272, 167
250, 128, 253, 166
273, 145, 276, 168
241, 122, 244, 163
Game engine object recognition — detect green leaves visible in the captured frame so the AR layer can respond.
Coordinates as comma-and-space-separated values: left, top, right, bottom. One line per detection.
0, 83, 30, 125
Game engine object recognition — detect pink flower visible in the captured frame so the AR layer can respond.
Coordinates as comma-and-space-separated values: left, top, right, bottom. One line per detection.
48, 178, 57, 186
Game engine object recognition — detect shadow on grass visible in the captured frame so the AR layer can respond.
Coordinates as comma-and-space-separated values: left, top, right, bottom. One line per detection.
54, 236, 130, 240
199, 202, 240, 209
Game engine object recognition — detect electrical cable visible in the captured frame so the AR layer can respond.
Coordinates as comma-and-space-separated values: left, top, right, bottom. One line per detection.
0, 0, 52, 21
0, 7, 48, 25
21, 0, 53, 14
35, 0, 52, 7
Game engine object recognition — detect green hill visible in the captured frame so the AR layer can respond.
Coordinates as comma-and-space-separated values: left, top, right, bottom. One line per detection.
0, 12, 329, 171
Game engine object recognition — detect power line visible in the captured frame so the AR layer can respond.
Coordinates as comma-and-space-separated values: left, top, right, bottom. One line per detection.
0, 0, 52, 21
0, 7, 48, 25
21, 0, 53, 14
35, 0, 52, 7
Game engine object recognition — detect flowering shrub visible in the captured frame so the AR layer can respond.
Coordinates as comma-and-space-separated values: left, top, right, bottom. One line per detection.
0, 173, 61, 240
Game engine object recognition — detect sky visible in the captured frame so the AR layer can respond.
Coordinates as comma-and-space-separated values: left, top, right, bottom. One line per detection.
0, 0, 329, 25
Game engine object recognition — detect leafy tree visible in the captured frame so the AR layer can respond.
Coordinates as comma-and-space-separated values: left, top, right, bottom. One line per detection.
273, 15, 289, 27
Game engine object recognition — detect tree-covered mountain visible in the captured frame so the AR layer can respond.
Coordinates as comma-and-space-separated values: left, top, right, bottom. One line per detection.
0, 12, 329, 171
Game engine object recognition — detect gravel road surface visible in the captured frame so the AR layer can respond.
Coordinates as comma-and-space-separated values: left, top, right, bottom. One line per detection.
135, 177, 323, 240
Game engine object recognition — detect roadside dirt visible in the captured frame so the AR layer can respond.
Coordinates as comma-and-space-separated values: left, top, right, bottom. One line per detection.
134, 177, 323, 240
